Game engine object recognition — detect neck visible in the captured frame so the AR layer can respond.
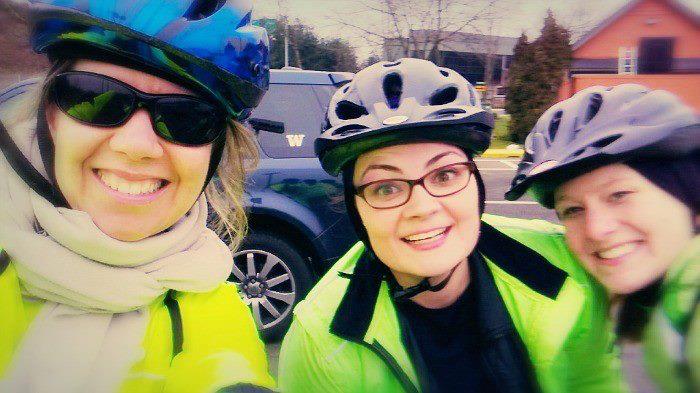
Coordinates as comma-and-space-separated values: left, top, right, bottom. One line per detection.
392, 258, 470, 309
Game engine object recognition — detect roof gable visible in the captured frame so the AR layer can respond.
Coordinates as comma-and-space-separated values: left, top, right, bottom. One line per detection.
573, 0, 700, 51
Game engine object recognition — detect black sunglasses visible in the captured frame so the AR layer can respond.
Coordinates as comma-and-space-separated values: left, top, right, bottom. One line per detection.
49, 71, 227, 146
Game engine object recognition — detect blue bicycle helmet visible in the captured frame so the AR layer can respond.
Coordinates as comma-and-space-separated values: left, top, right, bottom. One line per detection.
29, 0, 269, 120
506, 84, 699, 208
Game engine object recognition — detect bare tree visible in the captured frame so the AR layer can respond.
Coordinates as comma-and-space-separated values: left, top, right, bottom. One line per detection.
557, 4, 600, 43
331, 0, 497, 64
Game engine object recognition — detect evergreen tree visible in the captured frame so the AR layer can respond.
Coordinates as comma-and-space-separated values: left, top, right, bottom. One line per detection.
536, 9, 572, 98
505, 11, 572, 143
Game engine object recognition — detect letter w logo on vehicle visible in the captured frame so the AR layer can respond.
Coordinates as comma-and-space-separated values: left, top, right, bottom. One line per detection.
286, 134, 305, 147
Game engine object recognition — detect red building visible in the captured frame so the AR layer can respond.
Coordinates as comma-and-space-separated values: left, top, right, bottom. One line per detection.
559, 0, 700, 111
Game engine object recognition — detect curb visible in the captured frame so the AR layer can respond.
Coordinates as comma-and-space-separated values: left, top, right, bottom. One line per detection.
481, 148, 524, 158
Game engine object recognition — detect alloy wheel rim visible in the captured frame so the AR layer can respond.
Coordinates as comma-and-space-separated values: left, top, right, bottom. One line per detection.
230, 249, 296, 330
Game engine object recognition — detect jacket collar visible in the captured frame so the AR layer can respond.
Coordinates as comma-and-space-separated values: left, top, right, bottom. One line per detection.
330, 221, 570, 342
477, 222, 567, 299
0, 249, 9, 276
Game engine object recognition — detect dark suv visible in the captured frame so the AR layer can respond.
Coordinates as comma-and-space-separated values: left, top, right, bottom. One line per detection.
0, 70, 358, 342
230, 69, 358, 340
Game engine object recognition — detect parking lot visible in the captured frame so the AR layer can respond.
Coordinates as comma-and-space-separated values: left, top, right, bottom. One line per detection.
265, 157, 558, 376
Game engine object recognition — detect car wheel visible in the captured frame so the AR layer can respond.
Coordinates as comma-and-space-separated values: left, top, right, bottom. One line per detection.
229, 231, 314, 342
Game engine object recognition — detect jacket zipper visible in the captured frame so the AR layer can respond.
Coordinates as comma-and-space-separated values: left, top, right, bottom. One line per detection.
355, 339, 420, 393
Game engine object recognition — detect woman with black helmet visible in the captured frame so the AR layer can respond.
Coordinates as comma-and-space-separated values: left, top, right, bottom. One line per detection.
506, 84, 699, 392
0, 1, 274, 392
278, 58, 626, 393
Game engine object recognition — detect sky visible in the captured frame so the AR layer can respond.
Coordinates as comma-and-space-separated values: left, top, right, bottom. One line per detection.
8, 0, 699, 61
250, 0, 700, 60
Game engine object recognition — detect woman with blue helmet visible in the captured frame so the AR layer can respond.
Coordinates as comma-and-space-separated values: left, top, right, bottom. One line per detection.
506, 84, 699, 392
279, 58, 626, 393
0, 1, 274, 392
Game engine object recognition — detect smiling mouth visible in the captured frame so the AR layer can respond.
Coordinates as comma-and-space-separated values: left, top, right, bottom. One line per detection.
94, 169, 168, 196
594, 242, 640, 260
402, 227, 449, 244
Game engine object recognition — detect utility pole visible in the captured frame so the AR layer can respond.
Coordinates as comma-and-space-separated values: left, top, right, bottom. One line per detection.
284, 22, 289, 67
277, 0, 289, 67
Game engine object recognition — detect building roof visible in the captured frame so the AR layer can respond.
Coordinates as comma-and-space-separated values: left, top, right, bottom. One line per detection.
573, 0, 700, 51
386, 30, 518, 56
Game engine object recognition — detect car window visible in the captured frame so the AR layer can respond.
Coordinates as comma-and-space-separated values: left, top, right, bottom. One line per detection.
252, 84, 336, 158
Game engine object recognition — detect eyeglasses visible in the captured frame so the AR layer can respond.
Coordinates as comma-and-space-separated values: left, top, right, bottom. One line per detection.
49, 71, 227, 146
355, 162, 477, 209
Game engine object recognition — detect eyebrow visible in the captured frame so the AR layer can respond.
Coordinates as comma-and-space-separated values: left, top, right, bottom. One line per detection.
359, 151, 463, 179
555, 176, 631, 203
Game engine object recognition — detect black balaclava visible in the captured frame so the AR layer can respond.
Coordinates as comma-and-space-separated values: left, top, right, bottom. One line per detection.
626, 153, 699, 216
340, 152, 487, 298
616, 152, 699, 342
342, 154, 486, 252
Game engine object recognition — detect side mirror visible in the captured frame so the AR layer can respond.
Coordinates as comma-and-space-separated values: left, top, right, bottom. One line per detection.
248, 118, 285, 134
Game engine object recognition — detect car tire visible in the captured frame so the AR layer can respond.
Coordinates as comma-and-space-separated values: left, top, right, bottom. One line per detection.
228, 230, 315, 342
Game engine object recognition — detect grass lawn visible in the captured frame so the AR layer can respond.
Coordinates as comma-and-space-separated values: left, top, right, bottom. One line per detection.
490, 114, 514, 149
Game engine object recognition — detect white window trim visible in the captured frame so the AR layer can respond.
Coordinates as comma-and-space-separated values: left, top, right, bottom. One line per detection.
618, 47, 637, 74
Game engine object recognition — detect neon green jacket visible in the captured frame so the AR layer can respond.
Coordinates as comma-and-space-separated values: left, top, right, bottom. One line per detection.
642, 235, 699, 393
0, 250, 275, 393
279, 214, 627, 393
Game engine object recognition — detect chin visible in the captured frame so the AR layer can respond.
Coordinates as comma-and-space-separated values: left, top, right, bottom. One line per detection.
94, 218, 158, 242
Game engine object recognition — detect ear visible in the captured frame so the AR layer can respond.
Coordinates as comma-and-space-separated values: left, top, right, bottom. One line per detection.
43, 102, 58, 141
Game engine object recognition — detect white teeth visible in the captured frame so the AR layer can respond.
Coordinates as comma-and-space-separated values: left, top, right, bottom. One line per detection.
404, 228, 446, 242
597, 243, 637, 259
98, 170, 163, 196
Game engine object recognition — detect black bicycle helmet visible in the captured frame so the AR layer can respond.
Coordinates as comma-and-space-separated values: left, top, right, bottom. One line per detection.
315, 58, 494, 176
506, 84, 699, 208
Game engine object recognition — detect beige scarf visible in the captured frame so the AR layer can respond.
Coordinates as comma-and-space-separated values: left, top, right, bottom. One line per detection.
0, 113, 233, 392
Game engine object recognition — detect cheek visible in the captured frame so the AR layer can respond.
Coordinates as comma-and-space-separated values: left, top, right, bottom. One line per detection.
50, 114, 110, 204
166, 144, 211, 185
564, 228, 589, 262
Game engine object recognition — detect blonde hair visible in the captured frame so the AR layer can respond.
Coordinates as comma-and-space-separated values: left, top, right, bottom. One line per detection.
206, 121, 258, 252
6, 65, 258, 251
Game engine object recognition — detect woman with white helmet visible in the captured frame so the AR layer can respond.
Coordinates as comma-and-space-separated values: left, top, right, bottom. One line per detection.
507, 84, 699, 392
278, 58, 626, 393
0, 1, 274, 392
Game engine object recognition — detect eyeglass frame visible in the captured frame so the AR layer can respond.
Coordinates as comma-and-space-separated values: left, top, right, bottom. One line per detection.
354, 161, 478, 209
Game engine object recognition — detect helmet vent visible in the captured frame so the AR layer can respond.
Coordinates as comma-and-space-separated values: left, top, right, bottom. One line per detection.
336, 100, 369, 120
383, 73, 403, 109
332, 124, 369, 136
429, 86, 458, 106
548, 110, 563, 141
590, 135, 621, 149
429, 108, 466, 119
383, 61, 402, 67
440, 70, 449, 77
585, 93, 603, 123
184, 0, 227, 20
571, 148, 586, 158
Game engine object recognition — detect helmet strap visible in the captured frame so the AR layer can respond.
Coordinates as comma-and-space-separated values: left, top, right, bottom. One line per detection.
0, 107, 68, 208
391, 264, 459, 302
201, 132, 226, 194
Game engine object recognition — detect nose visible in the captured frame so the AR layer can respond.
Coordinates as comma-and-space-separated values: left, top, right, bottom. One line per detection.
401, 183, 440, 219
108, 108, 164, 161
582, 206, 619, 241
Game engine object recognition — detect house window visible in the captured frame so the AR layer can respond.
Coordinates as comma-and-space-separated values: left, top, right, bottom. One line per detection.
639, 37, 674, 74
618, 47, 637, 74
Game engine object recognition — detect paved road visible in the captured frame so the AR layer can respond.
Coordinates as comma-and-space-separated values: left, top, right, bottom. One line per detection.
266, 158, 559, 376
